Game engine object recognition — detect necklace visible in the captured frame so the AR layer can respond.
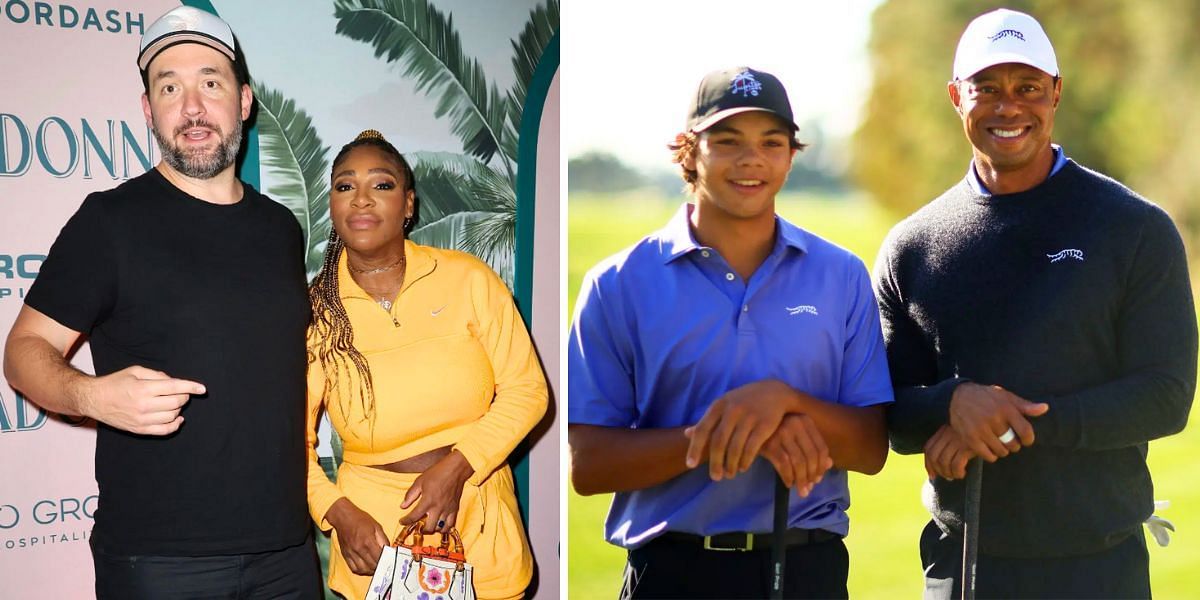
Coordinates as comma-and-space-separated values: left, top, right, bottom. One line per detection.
348, 253, 405, 275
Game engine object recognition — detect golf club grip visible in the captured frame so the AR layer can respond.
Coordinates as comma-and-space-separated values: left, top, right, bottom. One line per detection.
771, 475, 787, 600
962, 458, 983, 600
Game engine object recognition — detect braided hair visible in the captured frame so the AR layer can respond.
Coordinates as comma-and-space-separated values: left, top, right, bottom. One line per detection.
307, 129, 418, 421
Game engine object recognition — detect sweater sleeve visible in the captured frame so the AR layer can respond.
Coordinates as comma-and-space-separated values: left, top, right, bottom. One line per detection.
452, 267, 549, 486
1034, 206, 1197, 450
305, 358, 345, 531
873, 238, 968, 454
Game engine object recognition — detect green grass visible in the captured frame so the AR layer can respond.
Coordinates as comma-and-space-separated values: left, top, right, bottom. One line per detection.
566, 192, 1200, 599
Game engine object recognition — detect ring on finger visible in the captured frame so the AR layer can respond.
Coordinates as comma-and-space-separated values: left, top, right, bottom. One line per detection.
436, 518, 446, 529
998, 427, 1016, 444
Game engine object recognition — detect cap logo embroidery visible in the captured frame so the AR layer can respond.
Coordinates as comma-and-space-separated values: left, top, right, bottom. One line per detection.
1047, 249, 1084, 263
730, 71, 762, 98
989, 29, 1026, 42
786, 305, 818, 316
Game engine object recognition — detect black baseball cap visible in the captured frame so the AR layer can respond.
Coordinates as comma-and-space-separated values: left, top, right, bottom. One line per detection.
686, 67, 799, 133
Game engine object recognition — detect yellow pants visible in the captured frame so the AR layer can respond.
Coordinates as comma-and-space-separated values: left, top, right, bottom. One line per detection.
327, 462, 532, 600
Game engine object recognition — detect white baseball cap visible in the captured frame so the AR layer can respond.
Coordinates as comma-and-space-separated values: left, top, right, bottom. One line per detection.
952, 8, 1058, 80
138, 6, 237, 71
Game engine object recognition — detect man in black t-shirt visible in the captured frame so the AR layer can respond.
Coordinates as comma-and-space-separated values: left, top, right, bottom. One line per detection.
2, 7, 319, 598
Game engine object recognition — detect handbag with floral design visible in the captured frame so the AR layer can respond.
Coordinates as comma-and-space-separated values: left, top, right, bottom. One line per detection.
364, 519, 475, 600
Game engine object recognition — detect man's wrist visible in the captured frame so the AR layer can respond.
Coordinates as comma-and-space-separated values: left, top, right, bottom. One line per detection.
66, 372, 96, 419
946, 380, 976, 418
772, 380, 808, 413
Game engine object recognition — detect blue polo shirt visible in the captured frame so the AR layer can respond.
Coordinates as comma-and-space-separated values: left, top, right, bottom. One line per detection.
568, 203, 893, 549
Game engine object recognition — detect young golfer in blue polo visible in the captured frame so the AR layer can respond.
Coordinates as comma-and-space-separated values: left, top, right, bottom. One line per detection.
568, 67, 893, 599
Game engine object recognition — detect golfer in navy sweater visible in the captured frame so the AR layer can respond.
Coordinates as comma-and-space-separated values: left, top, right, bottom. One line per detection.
875, 9, 1197, 599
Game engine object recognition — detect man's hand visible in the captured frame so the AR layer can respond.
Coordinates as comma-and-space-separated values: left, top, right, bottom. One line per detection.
325, 498, 389, 576
400, 451, 475, 534
684, 380, 795, 481
82, 365, 206, 435
923, 424, 975, 480
949, 383, 1048, 461
760, 414, 832, 497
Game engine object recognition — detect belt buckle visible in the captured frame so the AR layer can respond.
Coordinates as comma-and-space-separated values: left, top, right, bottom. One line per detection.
702, 533, 753, 552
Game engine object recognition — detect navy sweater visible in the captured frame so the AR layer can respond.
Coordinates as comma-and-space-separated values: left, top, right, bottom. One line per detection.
874, 160, 1196, 557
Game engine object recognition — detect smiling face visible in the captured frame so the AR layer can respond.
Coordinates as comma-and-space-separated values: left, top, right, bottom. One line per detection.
329, 145, 415, 255
949, 62, 1061, 190
141, 43, 251, 180
684, 110, 797, 223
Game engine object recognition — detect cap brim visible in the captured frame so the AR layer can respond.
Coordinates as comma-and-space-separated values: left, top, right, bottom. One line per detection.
691, 107, 799, 133
138, 33, 236, 71
955, 52, 1057, 80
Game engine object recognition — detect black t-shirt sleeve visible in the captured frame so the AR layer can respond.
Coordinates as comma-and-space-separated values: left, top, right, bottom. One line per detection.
24, 194, 117, 334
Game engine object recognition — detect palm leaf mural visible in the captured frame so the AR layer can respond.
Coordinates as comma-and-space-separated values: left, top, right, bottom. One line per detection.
408, 151, 507, 222
410, 210, 513, 283
333, 0, 558, 291
408, 152, 516, 283
333, 0, 514, 181
252, 83, 333, 278
503, 0, 558, 162
408, 151, 511, 217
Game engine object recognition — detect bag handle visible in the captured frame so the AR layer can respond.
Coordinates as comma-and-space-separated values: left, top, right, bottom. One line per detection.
437, 528, 465, 556
392, 518, 426, 548
391, 518, 467, 569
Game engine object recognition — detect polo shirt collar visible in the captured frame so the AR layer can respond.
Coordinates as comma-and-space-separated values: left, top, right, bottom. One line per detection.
660, 202, 808, 264
967, 143, 1068, 196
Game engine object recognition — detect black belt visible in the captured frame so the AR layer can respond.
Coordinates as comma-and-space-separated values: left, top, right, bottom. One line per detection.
660, 528, 840, 552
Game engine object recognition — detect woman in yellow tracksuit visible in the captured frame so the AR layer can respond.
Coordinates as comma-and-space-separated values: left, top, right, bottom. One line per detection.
304, 130, 547, 600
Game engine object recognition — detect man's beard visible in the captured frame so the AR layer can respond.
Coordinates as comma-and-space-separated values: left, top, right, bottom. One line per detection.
153, 118, 243, 179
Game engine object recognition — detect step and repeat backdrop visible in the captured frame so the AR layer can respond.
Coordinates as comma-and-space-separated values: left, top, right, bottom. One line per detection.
0, 1, 560, 597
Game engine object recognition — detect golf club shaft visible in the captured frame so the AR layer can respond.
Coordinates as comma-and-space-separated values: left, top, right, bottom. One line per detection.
962, 458, 982, 600
771, 475, 788, 600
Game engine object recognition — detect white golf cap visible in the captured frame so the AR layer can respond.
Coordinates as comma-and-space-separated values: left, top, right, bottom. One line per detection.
952, 8, 1058, 80
138, 6, 237, 71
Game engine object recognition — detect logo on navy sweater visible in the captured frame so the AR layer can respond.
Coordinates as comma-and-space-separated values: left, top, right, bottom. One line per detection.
1047, 249, 1084, 263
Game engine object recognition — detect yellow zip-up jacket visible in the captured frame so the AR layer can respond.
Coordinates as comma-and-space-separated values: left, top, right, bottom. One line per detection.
306, 240, 549, 528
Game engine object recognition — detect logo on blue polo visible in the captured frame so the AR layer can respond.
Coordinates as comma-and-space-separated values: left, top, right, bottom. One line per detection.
786, 305, 818, 316
730, 70, 762, 98
1047, 249, 1084, 263
989, 29, 1026, 42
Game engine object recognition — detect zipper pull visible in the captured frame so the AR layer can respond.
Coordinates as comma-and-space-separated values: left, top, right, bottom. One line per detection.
391, 315, 401, 328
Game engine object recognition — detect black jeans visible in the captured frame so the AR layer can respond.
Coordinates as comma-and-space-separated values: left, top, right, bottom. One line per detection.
919, 520, 1151, 599
92, 535, 322, 600
620, 533, 849, 599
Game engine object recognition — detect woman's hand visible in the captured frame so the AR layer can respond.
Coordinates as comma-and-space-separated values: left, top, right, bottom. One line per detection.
325, 497, 389, 576
400, 450, 475, 534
